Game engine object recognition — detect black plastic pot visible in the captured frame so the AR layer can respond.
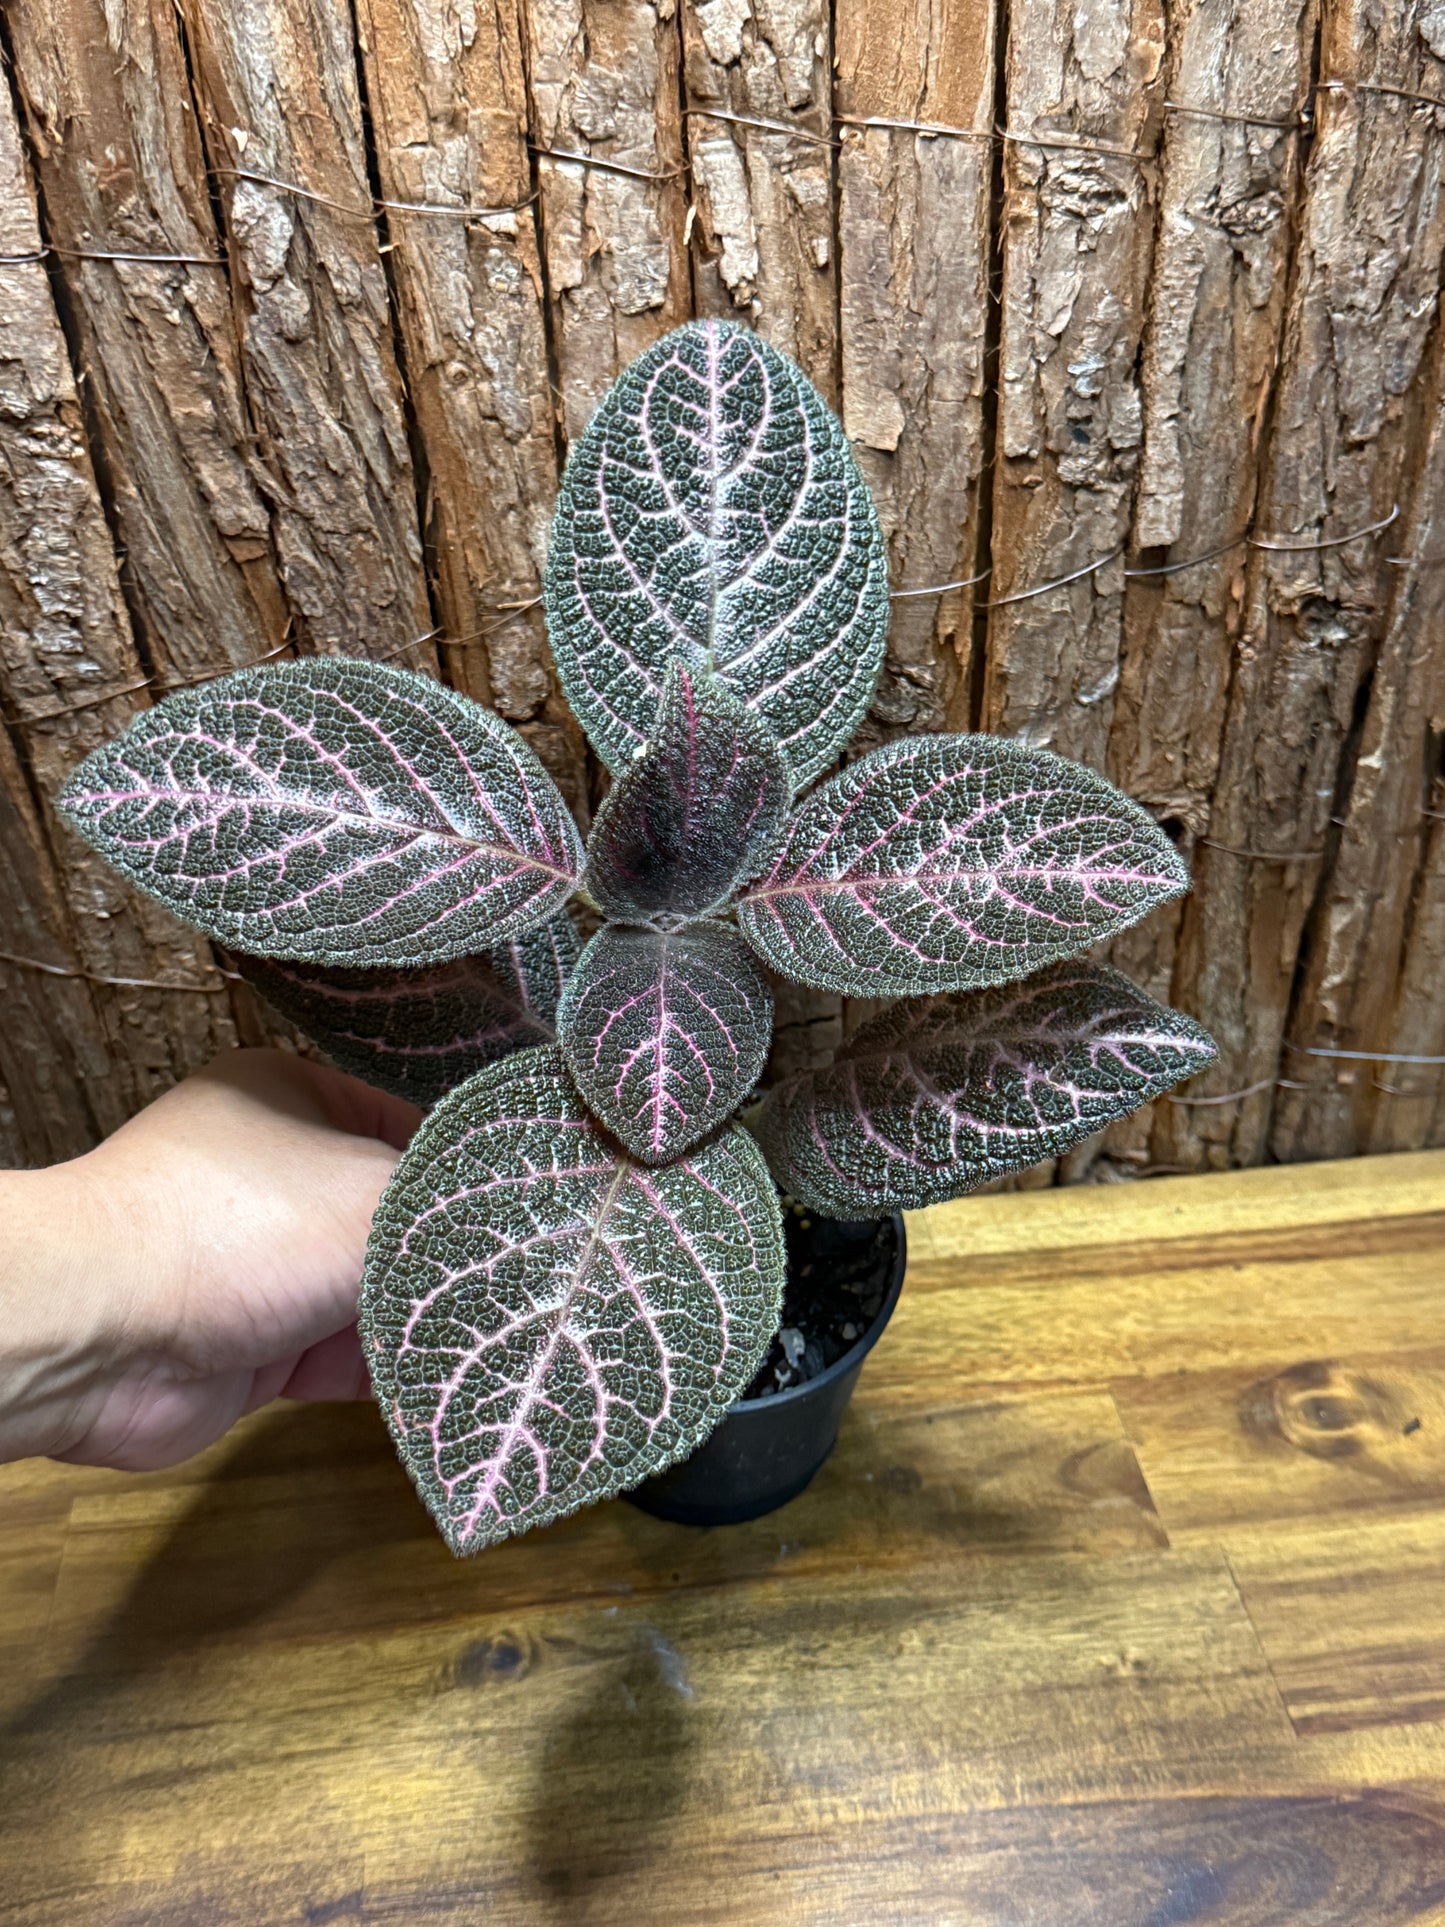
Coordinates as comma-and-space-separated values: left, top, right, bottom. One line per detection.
629, 1212, 907, 1527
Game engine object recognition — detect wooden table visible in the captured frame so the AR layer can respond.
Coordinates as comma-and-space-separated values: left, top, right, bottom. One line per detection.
3, 1151, 1445, 1925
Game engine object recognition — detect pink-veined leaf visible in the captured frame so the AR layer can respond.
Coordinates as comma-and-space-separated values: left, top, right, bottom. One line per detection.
544, 320, 889, 787
360, 1046, 785, 1553
738, 734, 1189, 996
757, 962, 1218, 1215
57, 659, 583, 968
558, 922, 773, 1164
236, 912, 581, 1108
583, 660, 790, 923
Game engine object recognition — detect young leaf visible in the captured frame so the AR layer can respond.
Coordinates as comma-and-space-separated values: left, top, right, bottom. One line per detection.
758, 962, 1218, 1216
739, 734, 1189, 996
558, 922, 773, 1164
544, 319, 889, 787
361, 1046, 785, 1553
584, 660, 790, 923
56, 658, 583, 968
236, 913, 581, 1108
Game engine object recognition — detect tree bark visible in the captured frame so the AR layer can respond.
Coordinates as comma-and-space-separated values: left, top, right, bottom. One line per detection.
0, 83, 235, 1164
2, 0, 1442, 1168
980, 0, 1163, 766
3, 0, 291, 687
354, 0, 587, 809
1163, 0, 1445, 1170
1066, 0, 1316, 1179
177, 0, 436, 664
524, 0, 691, 442
681, 0, 837, 400
1271, 299, 1445, 1159
834, 0, 997, 747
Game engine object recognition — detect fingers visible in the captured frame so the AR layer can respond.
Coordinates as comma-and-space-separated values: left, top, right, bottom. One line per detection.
244, 1355, 301, 1413
279, 1324, 371, 1402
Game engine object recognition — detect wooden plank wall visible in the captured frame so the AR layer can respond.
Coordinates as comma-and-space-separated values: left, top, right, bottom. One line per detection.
0, 0, 1440, 1170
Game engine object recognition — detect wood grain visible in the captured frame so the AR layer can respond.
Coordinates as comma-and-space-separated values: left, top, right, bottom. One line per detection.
3, 1149, 1443, 1923
1116, 1354, 1445, 1535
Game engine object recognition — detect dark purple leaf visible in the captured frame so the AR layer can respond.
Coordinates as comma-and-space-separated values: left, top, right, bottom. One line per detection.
584, 660, 790, 923
361, 1046, 785, 1553
758, 962, 1218, 1215
558, 922, 772, 1164
544, 320, 889, 786
236, 913, 581, 1108
57, 658, 582, 968
739, 734, 1189, 996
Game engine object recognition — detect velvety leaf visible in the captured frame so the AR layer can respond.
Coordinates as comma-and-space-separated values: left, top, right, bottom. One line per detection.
584, 660, 790, 923
236, 913, 581, 1108
361, 1046, 785, 1553
57, 658, 583, 968
544, 319, 889, 787
739, 734, 1189, 996
558, 922, 772, 1164
758, 962, 1218, 1215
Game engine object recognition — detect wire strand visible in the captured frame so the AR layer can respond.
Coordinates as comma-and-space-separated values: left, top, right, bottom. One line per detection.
0, 948, 229, 994
1201, 837, 1324, 860
215, 164, 532, 222
1163, 99, 1308, 130
1285, 1041, 1445, 1065
1165, 1077, 1281, 1106
835, 113, 994, 145
1318, 77, 1445, 116
998, 126, 1150, 162
1123, 533, 1251, 577
985, 548, 1123, 607
1249, 503, 1400, 552
686, 107, 837, 147
891, 567, 992, 600
530, 146, 683, 184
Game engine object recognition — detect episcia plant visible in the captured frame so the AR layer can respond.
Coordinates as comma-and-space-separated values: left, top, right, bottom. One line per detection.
57, 320, 1216, 1555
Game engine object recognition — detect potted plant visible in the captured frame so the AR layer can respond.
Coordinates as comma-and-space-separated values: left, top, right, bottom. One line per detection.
57, 321, 1215, 1552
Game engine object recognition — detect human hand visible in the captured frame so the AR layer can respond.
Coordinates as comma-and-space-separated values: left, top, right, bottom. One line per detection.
0, 1050, 419, 1470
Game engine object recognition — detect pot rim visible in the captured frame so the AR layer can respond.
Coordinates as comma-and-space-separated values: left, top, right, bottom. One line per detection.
724, 1210, 908, 1419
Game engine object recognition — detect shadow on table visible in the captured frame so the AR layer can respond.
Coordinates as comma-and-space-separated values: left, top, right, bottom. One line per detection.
3, 1394, 1059, 1919
523, 1618, 697, 1918
0, 1404, 712, 1921
0, 1406, 419, 1736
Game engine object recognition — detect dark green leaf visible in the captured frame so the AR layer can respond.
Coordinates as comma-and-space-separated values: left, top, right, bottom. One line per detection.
57, 659, 582, 968
759, 963, 1218, 1215
583, 661, 790, 923
237, 913, 580, 1107
361, 1047, 785, 1553
740, 735, 1189, 996
545, 320, 888, 786
558, 922, 773, 1163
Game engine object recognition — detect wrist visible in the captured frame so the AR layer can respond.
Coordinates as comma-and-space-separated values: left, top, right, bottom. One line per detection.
0, 1156, 156, 1460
